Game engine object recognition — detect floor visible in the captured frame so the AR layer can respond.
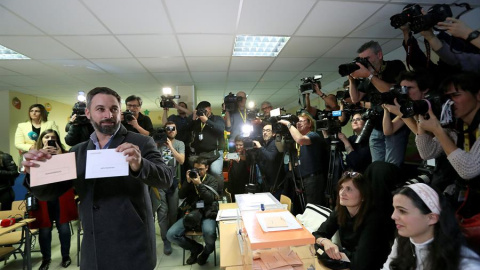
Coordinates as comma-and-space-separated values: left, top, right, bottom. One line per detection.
0, 220, 221, 270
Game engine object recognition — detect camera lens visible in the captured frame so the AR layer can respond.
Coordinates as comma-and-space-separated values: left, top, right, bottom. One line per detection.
189, 169, 199, 179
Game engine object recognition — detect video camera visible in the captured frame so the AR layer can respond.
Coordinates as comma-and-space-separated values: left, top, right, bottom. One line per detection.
160, 95, 181, 108
390, 4, 452, 33
338, 57, 370, 77
299, 75, 323, 94
224, 92, 243, 112
152, 127, 167, 145
122, 110, 135, 122
71, 102, 89, 125
268, 114, 299, 136
316, 110, 342, 136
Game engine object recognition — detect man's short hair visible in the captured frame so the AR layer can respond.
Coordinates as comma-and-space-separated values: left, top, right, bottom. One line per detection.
261, 101, 272, 108
87, 87, 121, 109
164, 121, 176, 128
178, 101, 188, 109
234, 135, 244, 142
125, 95, 142, 106
193, 157, 209, 167
397, 70, 433, 92
299, 112, 315, 131
357, 40, 382, 54
196, 101, 211, 110
440, 72, 480, 95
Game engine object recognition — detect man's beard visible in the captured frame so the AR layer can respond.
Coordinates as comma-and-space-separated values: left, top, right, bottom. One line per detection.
91, 118, 120, 135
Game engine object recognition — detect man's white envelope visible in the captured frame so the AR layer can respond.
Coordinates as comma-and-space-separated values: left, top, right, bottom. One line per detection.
85, 149, 129, 179
30, 152, 77, 187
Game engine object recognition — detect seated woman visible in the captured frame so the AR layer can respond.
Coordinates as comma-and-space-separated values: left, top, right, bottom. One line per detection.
382, 183, 480, 270
29, 129, 78, 270
313, 172, 391, 270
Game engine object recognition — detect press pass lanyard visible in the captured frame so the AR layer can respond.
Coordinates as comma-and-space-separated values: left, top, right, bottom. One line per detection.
463, 123, 480, 153
238, 108, 247, 123
194, 174, 208, 195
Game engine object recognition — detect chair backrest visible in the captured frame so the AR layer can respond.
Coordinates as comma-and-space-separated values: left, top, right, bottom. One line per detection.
280, 195, 292, 212
0, 210, 25, 220
224, 189, 232, 203
295, 203, 332, 233
11, 200, 26, 211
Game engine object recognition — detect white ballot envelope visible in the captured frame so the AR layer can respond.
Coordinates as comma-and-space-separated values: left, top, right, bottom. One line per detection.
30, 152, 77, 187
85, 149, 129, 179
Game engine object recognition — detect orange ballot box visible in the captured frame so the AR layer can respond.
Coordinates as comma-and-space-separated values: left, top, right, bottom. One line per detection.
240, 209, 316, 270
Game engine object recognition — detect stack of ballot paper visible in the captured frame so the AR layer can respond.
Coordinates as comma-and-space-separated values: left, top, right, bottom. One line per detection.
216, 208, 241, 221
256, 211, 302, 232
252, 248, 303, 270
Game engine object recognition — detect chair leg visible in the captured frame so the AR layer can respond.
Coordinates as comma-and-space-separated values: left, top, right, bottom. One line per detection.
182, 248, 186, 265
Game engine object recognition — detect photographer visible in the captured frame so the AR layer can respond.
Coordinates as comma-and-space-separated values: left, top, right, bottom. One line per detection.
438, 17, 480, 49
0, 150, 18, 210
279, 113, 328, 206
226, 135, 249, 201
225, 91, 248, 150
253, 123, 283, 199
151, 121, 185, 256
338, 113, 371, 173
166, 157, 218, 266
188, 101, 225, 179
121, 95, 154, 136
65, 102, 94, 146
162, 101, 192, 144
348, 40, 407, 167
260, 101, 273, 120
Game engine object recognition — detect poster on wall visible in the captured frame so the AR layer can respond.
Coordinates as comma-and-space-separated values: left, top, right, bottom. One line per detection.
12, 97, 21, 109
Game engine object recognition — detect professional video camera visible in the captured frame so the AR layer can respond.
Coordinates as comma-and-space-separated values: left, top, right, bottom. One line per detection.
299, 75, 323, 94
152, 127, 167, 145
316, 110, 342, 136
71, 102, 89, 125
224, 92, 243, 112
355, 106, 383, 144
268, 114, 299, 136
160, 95, 181, 108
122, 110, 135, 122
400, 93, 444, 119
338, 57, 370, 77
370, 85, 409, 106
390, 4, 422, 29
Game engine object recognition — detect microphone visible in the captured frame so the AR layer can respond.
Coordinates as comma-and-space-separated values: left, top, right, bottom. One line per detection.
0, 218, 16, 227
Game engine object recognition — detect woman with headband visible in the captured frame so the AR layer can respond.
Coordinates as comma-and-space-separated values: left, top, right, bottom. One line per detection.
382, 183, 480, 270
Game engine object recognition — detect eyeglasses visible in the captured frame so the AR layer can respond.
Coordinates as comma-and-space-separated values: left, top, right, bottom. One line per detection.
262, 129, 272, 133
165, 126, 176, 131
126, 104, 140, 108
343, 171, 360, 178
352, 118, 362, 122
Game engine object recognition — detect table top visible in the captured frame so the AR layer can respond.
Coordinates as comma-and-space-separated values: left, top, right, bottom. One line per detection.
0, 218, 35, 236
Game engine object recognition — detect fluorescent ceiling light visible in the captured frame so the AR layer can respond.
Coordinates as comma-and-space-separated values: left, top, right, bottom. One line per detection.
233, 35, 290, 57
0, 45, 30, 60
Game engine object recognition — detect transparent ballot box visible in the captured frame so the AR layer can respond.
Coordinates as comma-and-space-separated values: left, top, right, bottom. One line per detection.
235, 192, 284, 212
239, 209, 315, 270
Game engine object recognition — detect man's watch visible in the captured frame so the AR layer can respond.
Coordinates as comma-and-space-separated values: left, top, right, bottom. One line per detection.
367, 73, 374, 81
466, 30, 480, 43
287, 123, 292, 129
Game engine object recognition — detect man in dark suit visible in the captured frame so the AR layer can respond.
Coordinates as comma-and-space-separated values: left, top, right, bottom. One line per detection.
22, 87, 174, 270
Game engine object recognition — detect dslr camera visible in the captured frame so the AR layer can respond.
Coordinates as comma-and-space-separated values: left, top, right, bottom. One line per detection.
196, 108, 207, 117
71, 102, 89, 125
299, 74, 322, 94
410, 4, 452, 33
189, 168, 199, 179
400, 94, 443, 119
370, 85, 409, 106
390, 4, 422, 29
152, 127, 167, 145
224, 92, 243, 112
355, 106, 383, 144
160, 95, 181, 108
338, 57, 370, 77
122, 110, 135, 122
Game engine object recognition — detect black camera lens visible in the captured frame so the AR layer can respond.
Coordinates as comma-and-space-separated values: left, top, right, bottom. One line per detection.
196, 108, 207, 117
189, 168, 199, 179
123, 110, 134, 121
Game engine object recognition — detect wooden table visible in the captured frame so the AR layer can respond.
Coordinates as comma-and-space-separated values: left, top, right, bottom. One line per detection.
0, 218, 35, 270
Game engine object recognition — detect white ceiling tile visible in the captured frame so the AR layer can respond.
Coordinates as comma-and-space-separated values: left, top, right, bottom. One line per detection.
229, 57, 274, 71
280, 37, 341, 57
139, 58, 187, 73
0, 67, 20, 76
227, 71, 264, 82
261, 71, 298, 82
306, 58, 353, 72
349, 4, 406, 39
322, 38, 374, 58
40, 60, 106, 75
0, 6, 43, 35
91, 59, 146, 73
238, 0, 316, 35
0, 60, 60, 75
83, 0, 173, 34
152, 72, 193, 85
56, 36, 131, 59
114, 73, 159, 85
226, 82, 257, 91
0, 75, 43, 87
1, 36, 81, 60
31, 75, 83, 86
268, 58, 315, 71
178, 35, 234, 57
297, 1, 383, 37
191, 72, 227, 83
186, 57, 230, 72
165, 0, 239, 34
71, 74, 124, 86
118, 35, 182, 58
2, 0, 109, 35
250, 89, 278, 96
255, 81, 287, 89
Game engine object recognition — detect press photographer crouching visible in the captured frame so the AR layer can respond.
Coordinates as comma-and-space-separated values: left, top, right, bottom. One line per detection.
416, 72, 480, 252
121, 95, 154, 136
65, 101, 94, 146
166, 157, 218, 265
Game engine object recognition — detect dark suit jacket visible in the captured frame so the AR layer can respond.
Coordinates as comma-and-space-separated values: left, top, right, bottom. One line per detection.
29, 125, 174, 270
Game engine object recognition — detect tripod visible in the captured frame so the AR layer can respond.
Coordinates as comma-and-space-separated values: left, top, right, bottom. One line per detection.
325, 133, 344, 209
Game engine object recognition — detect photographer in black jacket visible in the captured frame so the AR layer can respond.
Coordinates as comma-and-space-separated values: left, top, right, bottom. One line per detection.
0, 150, 19, 210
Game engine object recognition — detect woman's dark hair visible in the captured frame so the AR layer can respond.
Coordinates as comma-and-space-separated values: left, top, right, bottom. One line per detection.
336, 172, 371, 231
389, 186, 465, 270
28, 104, 48, 122
35, 129, 66, 153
